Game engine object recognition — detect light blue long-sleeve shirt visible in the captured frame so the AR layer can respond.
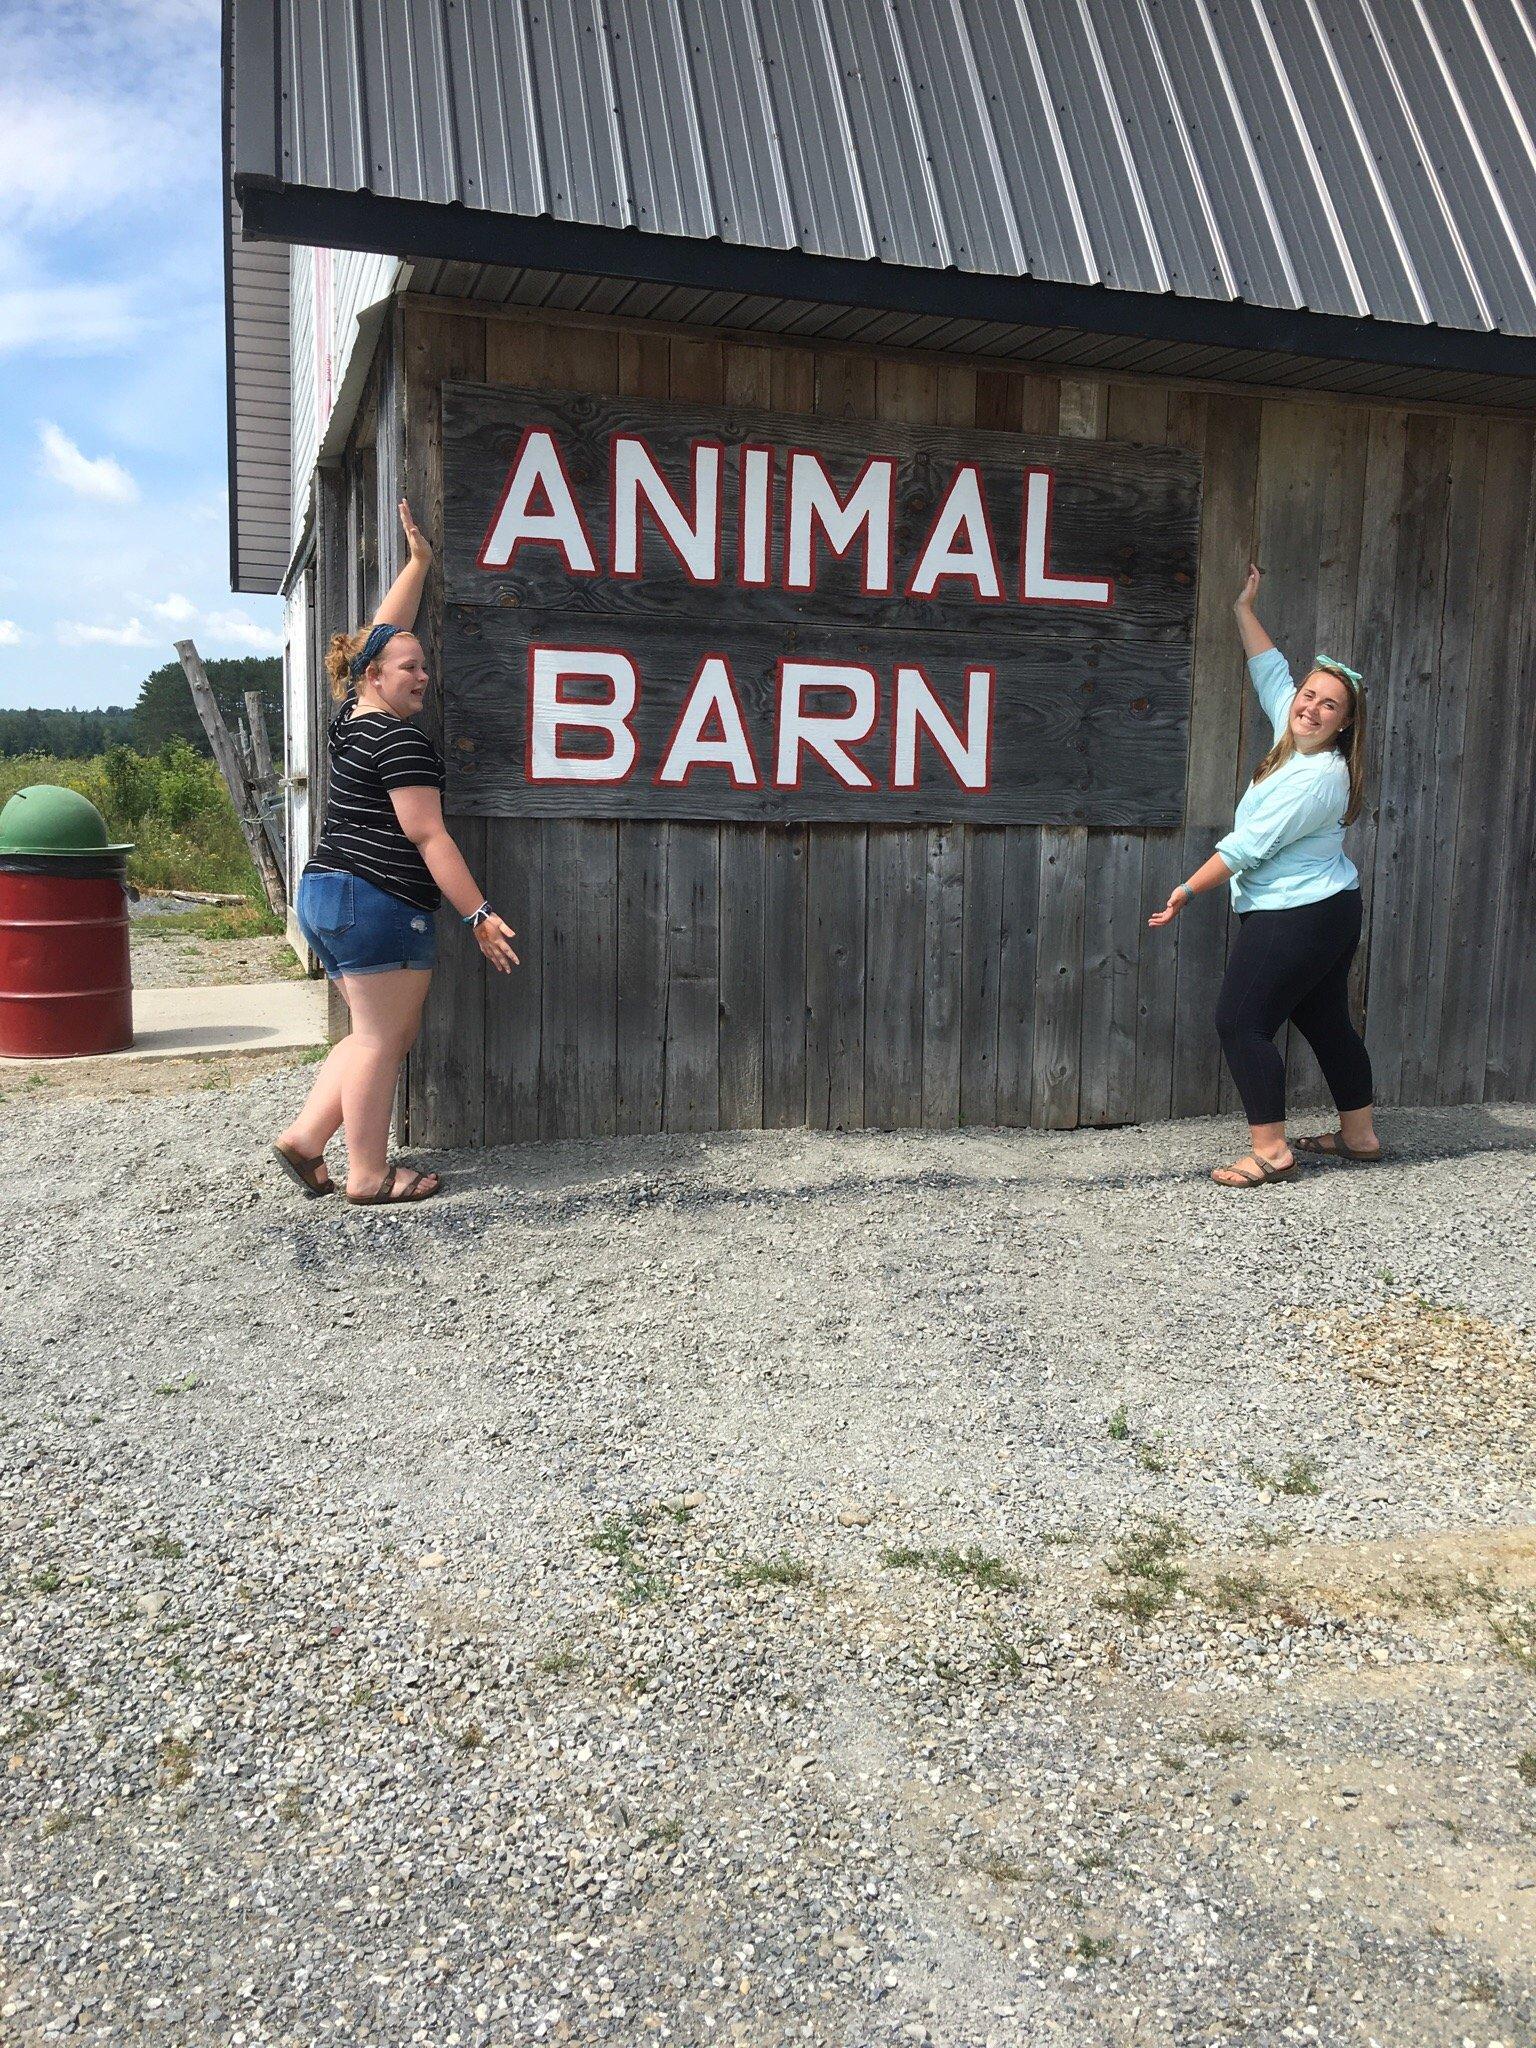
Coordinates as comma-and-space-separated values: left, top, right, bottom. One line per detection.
1215, 648, 1358, 914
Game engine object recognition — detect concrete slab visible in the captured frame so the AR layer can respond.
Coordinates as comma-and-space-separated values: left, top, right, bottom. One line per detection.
0, 980, 328, 1066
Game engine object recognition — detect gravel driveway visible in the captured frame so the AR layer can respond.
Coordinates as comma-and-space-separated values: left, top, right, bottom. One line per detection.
2, 1066, 1533, 2048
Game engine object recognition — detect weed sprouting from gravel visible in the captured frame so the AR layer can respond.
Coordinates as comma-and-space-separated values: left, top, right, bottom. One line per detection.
880, 1544, 1021, 1592
1516, 1750, 1536, 1787
155, 1737, 195, 1788
646, 1815, 684, 1848
40, 1810, 75, 1837
588, 1515, 669, 1606
732, 1555, 814, 1588
136, 1535, 184, 1561
534, 1646, 584, 1676
275, 1786, 305, 1823
979, 1853, 1026, 1884
29, 1566, 62, 1594
1097, 1516, 1188, 1623
1107, 1405, 1130, 1441
1073, 1932, 1114, 1963
5, 1708, 48, 1744
1243, 1456, 1321, 1497
1488, 1602, 1536, 1674
1211, 1569, 1272, 1615
455, 1722, 485, 1752
1202, 1724, 1245, 1750
1134, 1435, 1169, 1474
986, 1628, 1026, 1677
155, 1376, 200, 1397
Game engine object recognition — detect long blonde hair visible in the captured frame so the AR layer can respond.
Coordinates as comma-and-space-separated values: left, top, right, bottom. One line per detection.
1252, 662, 1366, 826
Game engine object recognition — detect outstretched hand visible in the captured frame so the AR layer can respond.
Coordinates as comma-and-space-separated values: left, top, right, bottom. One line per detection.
474, 913, 520, 974
1235, 560, 1261, 608
399, 497, 432, 564
1147, 890, 1185, 930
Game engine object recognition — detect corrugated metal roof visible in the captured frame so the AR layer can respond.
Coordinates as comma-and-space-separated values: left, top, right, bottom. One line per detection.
241, 0, 1536, 340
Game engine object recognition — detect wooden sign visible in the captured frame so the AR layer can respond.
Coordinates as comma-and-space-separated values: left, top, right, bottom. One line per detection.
441, 382, 1200, 824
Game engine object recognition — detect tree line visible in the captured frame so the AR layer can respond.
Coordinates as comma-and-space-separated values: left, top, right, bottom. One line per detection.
0, 655, 281, 760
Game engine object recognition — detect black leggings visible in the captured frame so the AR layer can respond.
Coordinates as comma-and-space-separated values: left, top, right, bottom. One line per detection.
1214, 889, 1373, 1127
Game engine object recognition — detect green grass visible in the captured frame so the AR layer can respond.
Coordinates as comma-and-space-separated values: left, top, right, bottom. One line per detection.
1096, 1516, 1188, 1623
1516, 1750, 1536, 1788
732, 1555, 814, 1588
881, 1543, 1022, 1592
1243, 1456, 1322, 1497
1106, 1405, 1130, 1441
134, 901, 282, 942
0, 747, 264, 898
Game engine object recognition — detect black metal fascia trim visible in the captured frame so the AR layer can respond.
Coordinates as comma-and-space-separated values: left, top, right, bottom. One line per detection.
235, 179, 1536, 384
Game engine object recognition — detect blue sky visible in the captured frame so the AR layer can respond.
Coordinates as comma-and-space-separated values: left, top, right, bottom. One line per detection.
0, 0, 282, 712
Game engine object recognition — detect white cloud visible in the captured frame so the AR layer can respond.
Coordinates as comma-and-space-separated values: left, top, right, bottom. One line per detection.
147, 593, 198, 625
203, 610, 284, 654
0, 280, 139, 358
57, 618, 153, 648
0, 620, 22, 646
38, 423, 138, 503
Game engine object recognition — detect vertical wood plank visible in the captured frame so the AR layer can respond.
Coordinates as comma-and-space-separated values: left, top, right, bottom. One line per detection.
1367, 414, 1457, 1105
762, 825, 809, 1126
996, 829, 1041, 1125
402, 306, 487, 1148
719, 825, 766, 1128
921, 824, 966, 1127
1440, 426, 1536, 1101
1031, 376, 1103, 1128
1400, 416, 1486, 1106
1032, 827, 1088, 1126
805, 830, 866, 1129
959, 828, 1005, 1125
540, 820, 618, 1139
1134, 830, 1183, 1123
1345, 409, 1408, 1031
615, 823, 668, 1134
662, 820, 720, 1131
483, 819, 544, 1144
661, 335, 726, 1130
760, 347, 815, 1127
863, 828, 926, 1128
1171, 392, 1260, 1119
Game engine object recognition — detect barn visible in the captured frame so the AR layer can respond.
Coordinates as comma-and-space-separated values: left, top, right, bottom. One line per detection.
223, 0, 1536, 1147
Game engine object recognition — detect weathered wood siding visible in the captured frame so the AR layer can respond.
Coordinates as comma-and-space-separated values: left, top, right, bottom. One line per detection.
390, 305, 1536, 1144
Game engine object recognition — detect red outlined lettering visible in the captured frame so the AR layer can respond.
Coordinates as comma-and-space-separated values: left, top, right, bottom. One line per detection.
525, 645, 640, 783
655, 652, 761, 788
889, 663, 995, 791
610, 433, 724, 584
737, 444, 774, 588
905, 463, 1005, 602
784, 451, 896, 595
1018, 467, 1114, 607
478, 425, 598, 575
773, 660, 879, 789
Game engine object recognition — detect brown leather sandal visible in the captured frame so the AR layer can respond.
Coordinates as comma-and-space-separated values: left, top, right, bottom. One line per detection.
1294, 1132, 1384, 1163
272, 1141, 334, 1198
1211, 1153, 1298, 1188
346, 1161, 441, 1206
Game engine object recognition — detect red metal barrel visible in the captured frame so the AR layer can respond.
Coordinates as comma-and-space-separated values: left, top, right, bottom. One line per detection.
0, 785, 134, 1059
0, 866, 134, 1057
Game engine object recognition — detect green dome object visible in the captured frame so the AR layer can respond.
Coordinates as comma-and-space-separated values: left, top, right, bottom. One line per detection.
0, 784, 134, 856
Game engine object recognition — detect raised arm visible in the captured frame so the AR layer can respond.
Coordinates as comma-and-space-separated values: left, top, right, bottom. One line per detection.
1233, 561, 1274, 660
372, 498, 433, 632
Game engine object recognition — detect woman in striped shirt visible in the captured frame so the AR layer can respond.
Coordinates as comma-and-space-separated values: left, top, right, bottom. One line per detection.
273, 500, 518, 1205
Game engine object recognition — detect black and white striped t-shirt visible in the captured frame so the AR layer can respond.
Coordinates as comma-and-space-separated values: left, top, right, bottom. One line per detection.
307, 706, 446, 911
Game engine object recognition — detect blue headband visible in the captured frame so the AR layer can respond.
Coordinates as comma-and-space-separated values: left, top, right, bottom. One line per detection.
1314, 653, 1363, 690
350, 622, 402, 678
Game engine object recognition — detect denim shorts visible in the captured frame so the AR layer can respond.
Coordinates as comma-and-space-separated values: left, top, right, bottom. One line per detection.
296, 869, 438, 979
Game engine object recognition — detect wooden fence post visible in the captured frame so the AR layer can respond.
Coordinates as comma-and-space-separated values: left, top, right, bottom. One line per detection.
175, 639, 286, 916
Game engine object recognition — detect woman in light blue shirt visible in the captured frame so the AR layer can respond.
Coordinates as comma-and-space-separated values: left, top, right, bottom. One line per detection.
1148, 564, 1380, 1186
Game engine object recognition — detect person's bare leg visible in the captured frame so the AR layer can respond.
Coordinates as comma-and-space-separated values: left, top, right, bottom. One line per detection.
278, 1001, 355, 1173
336, 967, 437, 1199
1212, 1120, 1294, 1186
